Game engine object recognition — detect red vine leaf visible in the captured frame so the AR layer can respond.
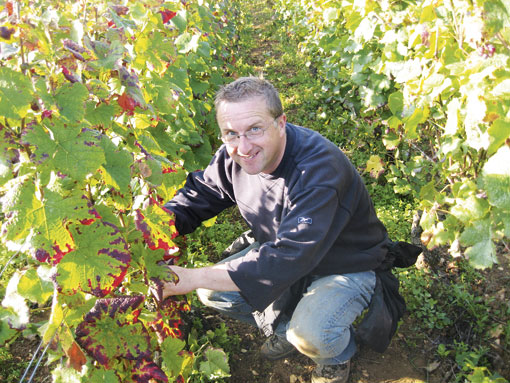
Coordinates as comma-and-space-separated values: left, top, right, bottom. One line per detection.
75, 296, 149, 367
65, 341, 87, 372
134, 198, 179, 261
131, 359, 168, 383
56, 220, 130, 297
148, 297, 189, 341
62, 66, 80, 83
117, 92, 139, 115
160, 10, 177, 24
0, 26, 15, 40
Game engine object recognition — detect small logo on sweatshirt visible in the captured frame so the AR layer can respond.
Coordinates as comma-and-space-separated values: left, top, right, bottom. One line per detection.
298, 217, 312, 225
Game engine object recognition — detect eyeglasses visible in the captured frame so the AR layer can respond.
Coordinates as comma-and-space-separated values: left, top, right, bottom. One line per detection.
220, 118, 279, 145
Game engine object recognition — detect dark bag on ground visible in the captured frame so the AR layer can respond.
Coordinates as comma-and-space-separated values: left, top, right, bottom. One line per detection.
355, 241, 422, 352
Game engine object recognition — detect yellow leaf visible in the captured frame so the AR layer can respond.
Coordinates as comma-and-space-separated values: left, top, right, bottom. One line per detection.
366, 155, 384, 178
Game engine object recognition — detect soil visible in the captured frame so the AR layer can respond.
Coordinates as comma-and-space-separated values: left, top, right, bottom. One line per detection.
220, 315, 441, 383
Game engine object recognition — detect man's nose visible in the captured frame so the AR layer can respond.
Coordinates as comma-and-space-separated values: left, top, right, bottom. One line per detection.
236, 135, 253, 155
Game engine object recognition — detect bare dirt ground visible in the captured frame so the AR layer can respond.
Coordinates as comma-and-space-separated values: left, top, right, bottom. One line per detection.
221, 316, 441, 383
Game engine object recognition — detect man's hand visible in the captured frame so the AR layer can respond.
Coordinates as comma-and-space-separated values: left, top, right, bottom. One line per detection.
157, 264, 240, 301
160, 266, 198, 296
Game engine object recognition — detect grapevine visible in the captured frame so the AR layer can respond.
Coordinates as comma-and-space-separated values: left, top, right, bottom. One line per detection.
273, 0, 510, 269
0, 0, 238, 381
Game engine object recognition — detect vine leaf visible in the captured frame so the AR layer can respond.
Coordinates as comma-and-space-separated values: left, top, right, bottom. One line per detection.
366, 155, 384, 178
88, 366, 120, 383
18, 267, 54, 305
55, 82, 89, 122
148, 297, 189, 340
99, 135, 133, 195
157, 163, 187, 202
160, 337, 186, 377
0, 67, 33, 120
22, 121, 105, 180
56, 220, 130, 297
75, 296, 149, 366
134, 198, 179, 260
0, 176, 94, 263
0, 307, 19, 344
459, 219, 497, 269
199, 348, 230, 380
131, 358, 168, 383
1, 272, 29, 330
65, 341, 88, 372
481, 145, 510, 210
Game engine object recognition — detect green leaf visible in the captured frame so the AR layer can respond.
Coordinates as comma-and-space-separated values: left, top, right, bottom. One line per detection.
488, 119, 510, 156
51, 365, 82, 383
323, 8, 339, 24
403, 107, 429, 140
388, 91, 403, 116
171, 12, 187, 32
419, 4, 437, 23
2, 272, 29, 329
99, 136, 133, 194
56, 220, 131, 297
483, 0, 510, 34
144, 157, 164, 187
450, 195, 489, 223
199, 348, 230, 379
0, 307, 18, 345
161, 337, 186, 377
85, 38, 125, 70
149, 124, 184, 157
89, 366, 120, 383
22, 121, 105, 180
459, 219, 497, 269
481, 145, 510, 210
18, 267, 54, 305
465, 238, 497, 269
166, 66, 190, 94
197, 40, 211, 58
0, 176, 92, 259
491, 78, 510, 99
85, 102, 115, 127
190, 79, 210, 96
0, 67, 33, 120
175, 32, 201, 54
55, 82, 89, 122
382, 130, 400, 150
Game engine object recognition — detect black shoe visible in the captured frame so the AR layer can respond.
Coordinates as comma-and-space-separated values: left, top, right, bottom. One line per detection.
311, 360, 350, 383
260, 334, 297, 360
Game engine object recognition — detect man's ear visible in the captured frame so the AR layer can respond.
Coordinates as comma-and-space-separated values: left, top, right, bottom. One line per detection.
278, 113, 287, 132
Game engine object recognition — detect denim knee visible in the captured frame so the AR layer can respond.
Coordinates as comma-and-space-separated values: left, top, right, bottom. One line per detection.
286, 320, 351, 360
196, 288, 257, 326
284, 271, 375, 364
196, 288, 217, 308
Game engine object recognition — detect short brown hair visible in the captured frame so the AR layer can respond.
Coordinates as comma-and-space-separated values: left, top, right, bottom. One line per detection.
215, 77, 283, 118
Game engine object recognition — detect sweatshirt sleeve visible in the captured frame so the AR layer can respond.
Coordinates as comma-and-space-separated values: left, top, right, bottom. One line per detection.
224, 185, 352, 312
164, 150, 236, 235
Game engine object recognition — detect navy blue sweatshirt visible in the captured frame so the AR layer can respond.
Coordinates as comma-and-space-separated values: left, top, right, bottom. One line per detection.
165, 123, 388, 312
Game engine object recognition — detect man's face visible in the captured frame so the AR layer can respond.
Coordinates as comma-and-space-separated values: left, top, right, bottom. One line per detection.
216, 97, 287, 175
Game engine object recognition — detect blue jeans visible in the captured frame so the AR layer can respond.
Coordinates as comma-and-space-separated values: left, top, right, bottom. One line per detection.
196, 243, 376, 365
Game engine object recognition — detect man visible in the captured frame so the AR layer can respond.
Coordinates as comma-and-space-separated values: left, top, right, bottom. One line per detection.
162, 77, 390, 383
